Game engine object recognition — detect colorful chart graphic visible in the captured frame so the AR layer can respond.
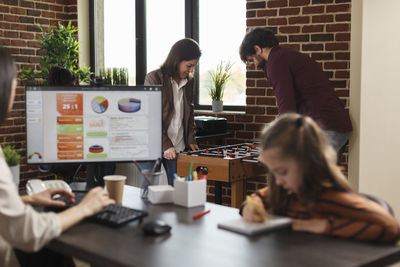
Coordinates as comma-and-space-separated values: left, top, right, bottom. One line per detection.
57, 93, 83, 116
28, 152, 42, 159
91, 96, 109, 114
118, 98, 141, 113
89, 145, 104, 153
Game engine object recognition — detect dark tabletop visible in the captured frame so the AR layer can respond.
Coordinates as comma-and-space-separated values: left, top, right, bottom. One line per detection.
47, 186, 400, 267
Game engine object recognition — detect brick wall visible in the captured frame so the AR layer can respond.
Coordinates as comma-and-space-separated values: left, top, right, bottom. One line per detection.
0, 0, 78, 190
197, 0, 351, 206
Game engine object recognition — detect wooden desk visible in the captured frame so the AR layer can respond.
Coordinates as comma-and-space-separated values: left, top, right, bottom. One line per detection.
47, 186, 400, 267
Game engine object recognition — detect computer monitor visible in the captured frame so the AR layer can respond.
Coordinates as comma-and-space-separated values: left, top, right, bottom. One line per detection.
25, 85, 162, 185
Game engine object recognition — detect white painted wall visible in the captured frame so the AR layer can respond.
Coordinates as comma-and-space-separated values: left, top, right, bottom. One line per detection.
77, 0, 90, 68
350, 0, 400, 217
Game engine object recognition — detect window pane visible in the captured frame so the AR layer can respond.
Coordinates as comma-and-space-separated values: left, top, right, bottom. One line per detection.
146, 0, 185, 72
199, 0, 246, 106
146, 0, 185, 73
103, 0, 136, 84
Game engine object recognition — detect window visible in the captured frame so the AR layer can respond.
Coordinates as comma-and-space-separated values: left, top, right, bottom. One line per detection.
146, 0, 185, 73
91, 0, 246, 110
198, 0, 246, 108
102, 0, 136, 84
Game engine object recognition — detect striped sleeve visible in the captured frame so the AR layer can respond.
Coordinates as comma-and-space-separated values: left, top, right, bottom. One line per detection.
290, 191, 400, 243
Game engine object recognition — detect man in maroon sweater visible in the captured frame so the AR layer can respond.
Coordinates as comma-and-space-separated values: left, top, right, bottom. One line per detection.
239, 28, 352, 162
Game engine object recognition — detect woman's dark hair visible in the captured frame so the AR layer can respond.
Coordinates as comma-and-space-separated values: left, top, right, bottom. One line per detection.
259, 113, 353, 214
0, 47, 17, 125
49, 66, 77, 86
160, 38, 201, 79
239, 28, 279, 63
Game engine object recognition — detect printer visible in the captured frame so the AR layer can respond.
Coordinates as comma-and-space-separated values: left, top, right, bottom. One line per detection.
195, 116, 227, 136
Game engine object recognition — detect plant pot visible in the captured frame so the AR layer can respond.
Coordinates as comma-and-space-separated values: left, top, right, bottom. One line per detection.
10, 164, 20, 188
212, 100, 223, 112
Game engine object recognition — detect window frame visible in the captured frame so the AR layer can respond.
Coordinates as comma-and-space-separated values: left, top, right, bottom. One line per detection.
89, 0, 245, 111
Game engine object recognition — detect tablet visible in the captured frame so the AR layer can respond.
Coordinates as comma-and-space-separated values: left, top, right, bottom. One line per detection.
217, 215, 292, 236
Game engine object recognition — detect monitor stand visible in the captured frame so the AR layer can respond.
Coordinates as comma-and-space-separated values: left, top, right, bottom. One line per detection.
85, 163, 105, 190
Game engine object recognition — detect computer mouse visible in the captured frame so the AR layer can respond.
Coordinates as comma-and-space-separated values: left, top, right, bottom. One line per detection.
142, 220, 171, 235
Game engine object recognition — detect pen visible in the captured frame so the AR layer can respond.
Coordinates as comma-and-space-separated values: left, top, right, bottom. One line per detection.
193, 209, 210, 220
246, 195, 269, 222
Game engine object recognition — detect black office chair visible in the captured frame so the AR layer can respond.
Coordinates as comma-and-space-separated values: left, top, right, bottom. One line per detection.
361, 193, 394, 216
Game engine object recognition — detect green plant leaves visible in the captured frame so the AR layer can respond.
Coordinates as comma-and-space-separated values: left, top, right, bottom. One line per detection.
1, 144, 21, 167
20, 21, 92, 85
208, 61, 233, 101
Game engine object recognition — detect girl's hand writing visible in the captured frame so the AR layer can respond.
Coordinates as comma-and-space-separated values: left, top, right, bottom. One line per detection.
242, 195, 268, 223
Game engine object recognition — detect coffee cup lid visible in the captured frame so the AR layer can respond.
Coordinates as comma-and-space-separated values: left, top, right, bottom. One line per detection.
103, 175, 127, 181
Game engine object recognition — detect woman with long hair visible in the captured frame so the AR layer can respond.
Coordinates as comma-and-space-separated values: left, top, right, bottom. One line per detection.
145, 38, 201, 185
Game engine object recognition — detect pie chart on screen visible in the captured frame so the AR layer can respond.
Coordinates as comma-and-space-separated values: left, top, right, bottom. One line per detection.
118, 98, 141, 113
91, 96, 109, 113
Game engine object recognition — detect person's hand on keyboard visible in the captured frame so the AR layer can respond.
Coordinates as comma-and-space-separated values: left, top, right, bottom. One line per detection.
76, 187, 116, 217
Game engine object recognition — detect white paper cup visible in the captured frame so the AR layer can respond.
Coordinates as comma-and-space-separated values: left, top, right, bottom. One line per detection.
103, 175, 126, 204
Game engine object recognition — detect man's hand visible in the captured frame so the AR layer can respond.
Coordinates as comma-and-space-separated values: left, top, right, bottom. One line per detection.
163, 147, 177, 160
189, 144, 199, 151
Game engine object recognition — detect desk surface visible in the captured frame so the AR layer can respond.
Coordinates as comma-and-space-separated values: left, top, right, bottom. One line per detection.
48, 186, 400, 267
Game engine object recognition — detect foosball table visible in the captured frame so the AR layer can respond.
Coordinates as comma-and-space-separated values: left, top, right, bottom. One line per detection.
177, 143, 267, 208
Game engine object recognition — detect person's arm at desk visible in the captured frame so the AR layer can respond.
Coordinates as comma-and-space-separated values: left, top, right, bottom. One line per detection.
290, 191, 400, 243
57, 187, 115, 231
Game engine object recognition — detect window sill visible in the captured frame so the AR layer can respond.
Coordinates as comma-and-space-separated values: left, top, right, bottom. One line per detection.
194, 109, 245, 115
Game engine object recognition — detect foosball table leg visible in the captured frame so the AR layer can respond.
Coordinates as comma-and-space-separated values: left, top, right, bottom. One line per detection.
231, 180, 244, 208
215, 181, 222, 205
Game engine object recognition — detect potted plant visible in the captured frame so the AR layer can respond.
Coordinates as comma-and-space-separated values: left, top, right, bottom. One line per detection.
208, 61, 233, 112
2, 144, 21, 187
20, 21, 92, 85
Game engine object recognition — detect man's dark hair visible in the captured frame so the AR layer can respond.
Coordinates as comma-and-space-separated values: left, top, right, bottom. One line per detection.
239, 28, 279, 63
160, 38, 201, 79
0, 46, 17, 125
49, 66, 77, 86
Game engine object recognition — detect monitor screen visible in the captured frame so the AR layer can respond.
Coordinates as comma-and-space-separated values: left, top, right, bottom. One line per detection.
26, 85, 162, 164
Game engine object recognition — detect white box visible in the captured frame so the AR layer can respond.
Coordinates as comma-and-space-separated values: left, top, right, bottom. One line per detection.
173, 179, 206, 208
148, 185, 174, 204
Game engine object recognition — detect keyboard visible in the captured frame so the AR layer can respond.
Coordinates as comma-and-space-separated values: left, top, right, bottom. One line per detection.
48, 191, 148, 227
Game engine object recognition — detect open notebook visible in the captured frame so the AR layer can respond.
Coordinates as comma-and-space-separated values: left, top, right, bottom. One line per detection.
218, 215, 292, 236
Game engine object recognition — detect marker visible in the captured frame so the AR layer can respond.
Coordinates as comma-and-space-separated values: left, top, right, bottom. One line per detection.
193, 209, 210, 220
193, 171, 198, 180
174, 173, 179, 180
188, 161, 194, 177
246, 195, 269, 222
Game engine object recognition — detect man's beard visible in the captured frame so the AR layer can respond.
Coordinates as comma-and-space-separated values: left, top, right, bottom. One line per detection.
256, 55, 266, 69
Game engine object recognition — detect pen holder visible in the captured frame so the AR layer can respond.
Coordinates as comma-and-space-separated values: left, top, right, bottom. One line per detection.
140, 170, 163, 199
173, 179, 206, 208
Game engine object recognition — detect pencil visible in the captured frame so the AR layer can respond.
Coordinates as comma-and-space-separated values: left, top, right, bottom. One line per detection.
246, 195, 269, 222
